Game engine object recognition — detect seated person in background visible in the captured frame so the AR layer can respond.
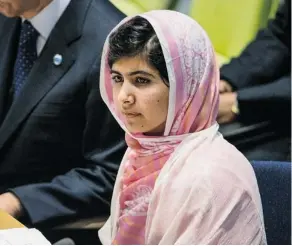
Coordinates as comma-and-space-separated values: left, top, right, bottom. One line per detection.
218, 0, 291, 161
98, 11, 266, 244
0, 0, 126, 227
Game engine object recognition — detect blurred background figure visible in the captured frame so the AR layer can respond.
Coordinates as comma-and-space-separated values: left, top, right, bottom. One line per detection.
0, 0, 126, 243
217, 0, 290, 161
187, 0, 290, 161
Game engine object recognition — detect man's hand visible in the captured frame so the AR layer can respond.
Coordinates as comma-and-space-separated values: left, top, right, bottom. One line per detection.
219, 80, 233, 94
217, 92, 237, 124
0, 193, 22, 218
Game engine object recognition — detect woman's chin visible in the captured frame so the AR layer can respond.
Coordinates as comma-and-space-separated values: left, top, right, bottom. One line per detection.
126, 123, 165, 136
128, 128, 145, 135
126, 125, 149, 135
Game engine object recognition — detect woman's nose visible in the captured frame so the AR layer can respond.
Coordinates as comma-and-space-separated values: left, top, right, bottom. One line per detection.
118, 83, 135, 107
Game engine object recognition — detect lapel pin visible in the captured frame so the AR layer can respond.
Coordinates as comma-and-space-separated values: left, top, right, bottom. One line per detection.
53, 54, 63, 66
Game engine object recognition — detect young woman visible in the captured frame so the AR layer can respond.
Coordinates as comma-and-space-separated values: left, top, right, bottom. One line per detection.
98, 10, 266, 245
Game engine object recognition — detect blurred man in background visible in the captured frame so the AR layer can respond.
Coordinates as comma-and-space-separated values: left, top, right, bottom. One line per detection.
0, 0, 126, 228
218, 0, 290, 161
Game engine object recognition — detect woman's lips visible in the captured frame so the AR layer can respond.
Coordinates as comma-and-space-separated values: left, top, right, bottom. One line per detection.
123, 112, 141, 118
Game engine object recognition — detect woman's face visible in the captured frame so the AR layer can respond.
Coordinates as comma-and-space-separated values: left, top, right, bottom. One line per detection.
111, 56, 169, 135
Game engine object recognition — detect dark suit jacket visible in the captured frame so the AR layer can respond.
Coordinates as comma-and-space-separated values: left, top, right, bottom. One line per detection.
0, 0, 126, 226
220, 0, 291, 129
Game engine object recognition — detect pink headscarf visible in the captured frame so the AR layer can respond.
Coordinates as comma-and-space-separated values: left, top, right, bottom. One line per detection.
100, 10, 218, 244
99, 10, 265, 245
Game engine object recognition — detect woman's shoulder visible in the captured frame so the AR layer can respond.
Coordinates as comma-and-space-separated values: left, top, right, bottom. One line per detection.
148, 137, 265, 245
159, 136, 259, 200
193, 137, 257, 189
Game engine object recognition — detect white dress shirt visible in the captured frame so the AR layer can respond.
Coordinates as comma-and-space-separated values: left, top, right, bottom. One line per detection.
24, 0, 71, 55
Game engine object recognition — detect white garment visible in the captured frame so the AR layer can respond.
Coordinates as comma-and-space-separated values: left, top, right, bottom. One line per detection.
99, 125, 267, 244
0, 228, 50, 245
23, 0, 71, 55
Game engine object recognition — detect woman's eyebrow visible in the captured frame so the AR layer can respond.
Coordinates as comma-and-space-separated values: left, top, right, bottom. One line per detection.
110, 69, 156, 78
127, 70, 155, 78
110, 69, 121, 75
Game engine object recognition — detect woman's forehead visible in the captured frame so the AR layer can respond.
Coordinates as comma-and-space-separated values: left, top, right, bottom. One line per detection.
112, 56, 159, 74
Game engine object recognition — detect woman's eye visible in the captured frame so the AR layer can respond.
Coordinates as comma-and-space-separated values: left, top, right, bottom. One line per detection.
112, 75, 123, 83
136, 77, 150, 84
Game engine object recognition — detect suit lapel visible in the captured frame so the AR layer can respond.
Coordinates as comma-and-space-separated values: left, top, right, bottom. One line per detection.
0, 18, 20, 126
0, 0, 91, 150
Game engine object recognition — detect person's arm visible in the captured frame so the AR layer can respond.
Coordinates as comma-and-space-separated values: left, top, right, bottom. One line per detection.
218, 75, 291, 124
8, 58, 126, 226
220, 0, 290, 90
237, 75, 291, 124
